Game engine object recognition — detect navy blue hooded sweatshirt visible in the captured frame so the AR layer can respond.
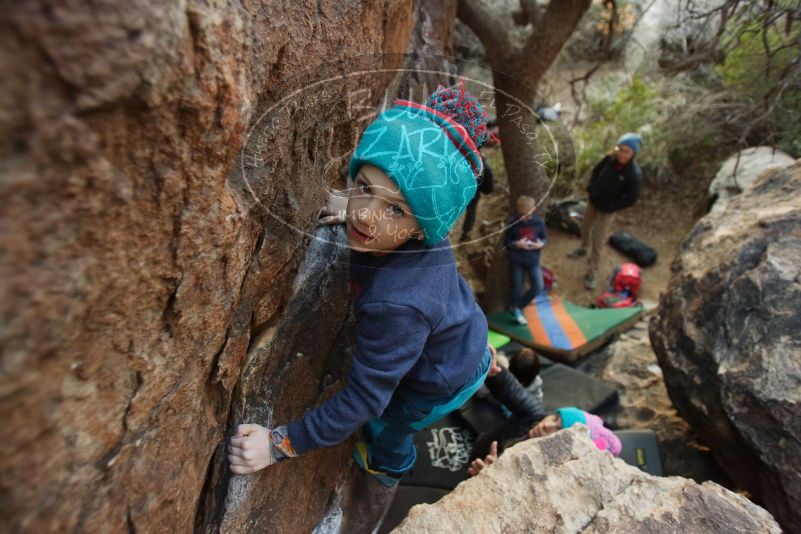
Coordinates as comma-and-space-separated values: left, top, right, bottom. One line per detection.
286, 236, 488, 454
503, 213, 547, 267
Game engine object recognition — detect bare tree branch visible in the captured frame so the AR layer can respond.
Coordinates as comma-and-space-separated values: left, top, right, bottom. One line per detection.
566, 0, 659, 122
456, 0, 511, 56
520, 0, 593, 80
516, 0, 542, 26
659, 0, 801, 152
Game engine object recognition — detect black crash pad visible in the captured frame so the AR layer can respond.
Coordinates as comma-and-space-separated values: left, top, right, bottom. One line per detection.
541, 363, 619, 417
399, 412, 476, 491
457, 395, 507, 436
616, 429, 663, 476
381, 414, 477, 532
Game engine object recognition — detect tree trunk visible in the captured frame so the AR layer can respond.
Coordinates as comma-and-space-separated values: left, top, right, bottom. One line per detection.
456, 0, 593, 312
493, 70, 548, 201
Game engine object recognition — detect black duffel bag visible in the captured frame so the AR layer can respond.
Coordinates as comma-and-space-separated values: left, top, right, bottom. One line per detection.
609, 231, 657, 267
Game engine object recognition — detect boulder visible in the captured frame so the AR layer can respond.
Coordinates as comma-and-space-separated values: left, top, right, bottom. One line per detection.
707, 147, 795, 213
0, 1, 459, 532
650, 162, 801, 532
578, 320, 727, 483
392, 426, 780, 533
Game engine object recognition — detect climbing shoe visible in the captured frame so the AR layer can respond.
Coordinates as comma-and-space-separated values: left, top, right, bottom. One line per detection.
352, 441, 403, 488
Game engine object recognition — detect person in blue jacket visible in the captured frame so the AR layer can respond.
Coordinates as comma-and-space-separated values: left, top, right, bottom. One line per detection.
503, 195, 547, 325
226, 86, 499, 528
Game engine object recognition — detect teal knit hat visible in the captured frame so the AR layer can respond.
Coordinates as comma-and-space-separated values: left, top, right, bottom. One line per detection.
556, 407, 587, 429
348, 85, 489, 246
617, 132, 642, 154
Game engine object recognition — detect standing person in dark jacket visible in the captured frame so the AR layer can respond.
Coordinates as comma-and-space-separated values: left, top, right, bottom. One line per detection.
504, 195, 547, 325
568, 133, 643, 289
460, 155, 494, 242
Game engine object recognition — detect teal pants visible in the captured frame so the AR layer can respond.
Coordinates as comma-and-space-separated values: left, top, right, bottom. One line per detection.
359, 346, 491, 478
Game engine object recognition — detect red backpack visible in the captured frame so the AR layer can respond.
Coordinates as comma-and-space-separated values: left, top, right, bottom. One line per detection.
596, 263, 641, 308
542, 266, 556, 292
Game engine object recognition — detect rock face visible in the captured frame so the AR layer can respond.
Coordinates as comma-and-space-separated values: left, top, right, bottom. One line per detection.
392, 426, 780, 533
650, 162, 801, 532
578, 320, 727, 483
707, 147, 795, 213
0, 1, 458, 532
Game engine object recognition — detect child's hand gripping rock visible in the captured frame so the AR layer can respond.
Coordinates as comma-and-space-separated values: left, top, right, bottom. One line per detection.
318, 190, 348, 226
228, 424, 296, 475
467, 440, 498, 476
487, 344, 502, 377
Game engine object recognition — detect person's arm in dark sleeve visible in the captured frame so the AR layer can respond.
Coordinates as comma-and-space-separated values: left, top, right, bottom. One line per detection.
484, 368, 544, 420
587, 156, 607, 192
479, 158, 494, 195
286, 302, 430, 454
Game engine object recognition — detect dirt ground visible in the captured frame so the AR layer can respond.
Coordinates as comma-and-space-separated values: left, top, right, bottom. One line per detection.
453, 144, 706, 308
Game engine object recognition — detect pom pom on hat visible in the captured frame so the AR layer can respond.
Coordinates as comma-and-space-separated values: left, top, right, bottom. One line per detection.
425, 81, 491, 148
348, 81, 491, 246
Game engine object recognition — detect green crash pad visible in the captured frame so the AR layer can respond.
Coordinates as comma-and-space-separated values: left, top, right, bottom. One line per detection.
486, 294, 643, 362
487, 330, 511, 349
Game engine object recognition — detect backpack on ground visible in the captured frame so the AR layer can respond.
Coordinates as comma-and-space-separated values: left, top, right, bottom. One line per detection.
545, 199, 586, 237
596, 263, 641, 308
608, 231, 657, 267
542, 266, 556, 292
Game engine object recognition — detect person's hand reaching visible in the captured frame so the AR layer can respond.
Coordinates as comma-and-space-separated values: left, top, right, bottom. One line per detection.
487, 344, 502, 377
467, 441, 498, 476
318, 190, 348, 226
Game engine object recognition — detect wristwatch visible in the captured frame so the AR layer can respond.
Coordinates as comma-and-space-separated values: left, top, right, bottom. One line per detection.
270, 426, 297, 463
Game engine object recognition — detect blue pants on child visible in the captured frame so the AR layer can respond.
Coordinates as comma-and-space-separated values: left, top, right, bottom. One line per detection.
354, 346, 492, 485
510, 261, 544, 309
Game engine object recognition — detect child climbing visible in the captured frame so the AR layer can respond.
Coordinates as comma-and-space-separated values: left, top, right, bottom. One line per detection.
468, 406, 622, 476
568, 133, 644, 290
228, 84, 499, 530
504, 195, 547, 325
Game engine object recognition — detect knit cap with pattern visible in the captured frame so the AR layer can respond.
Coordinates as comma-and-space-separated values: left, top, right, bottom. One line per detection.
348, 84, 491, 246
